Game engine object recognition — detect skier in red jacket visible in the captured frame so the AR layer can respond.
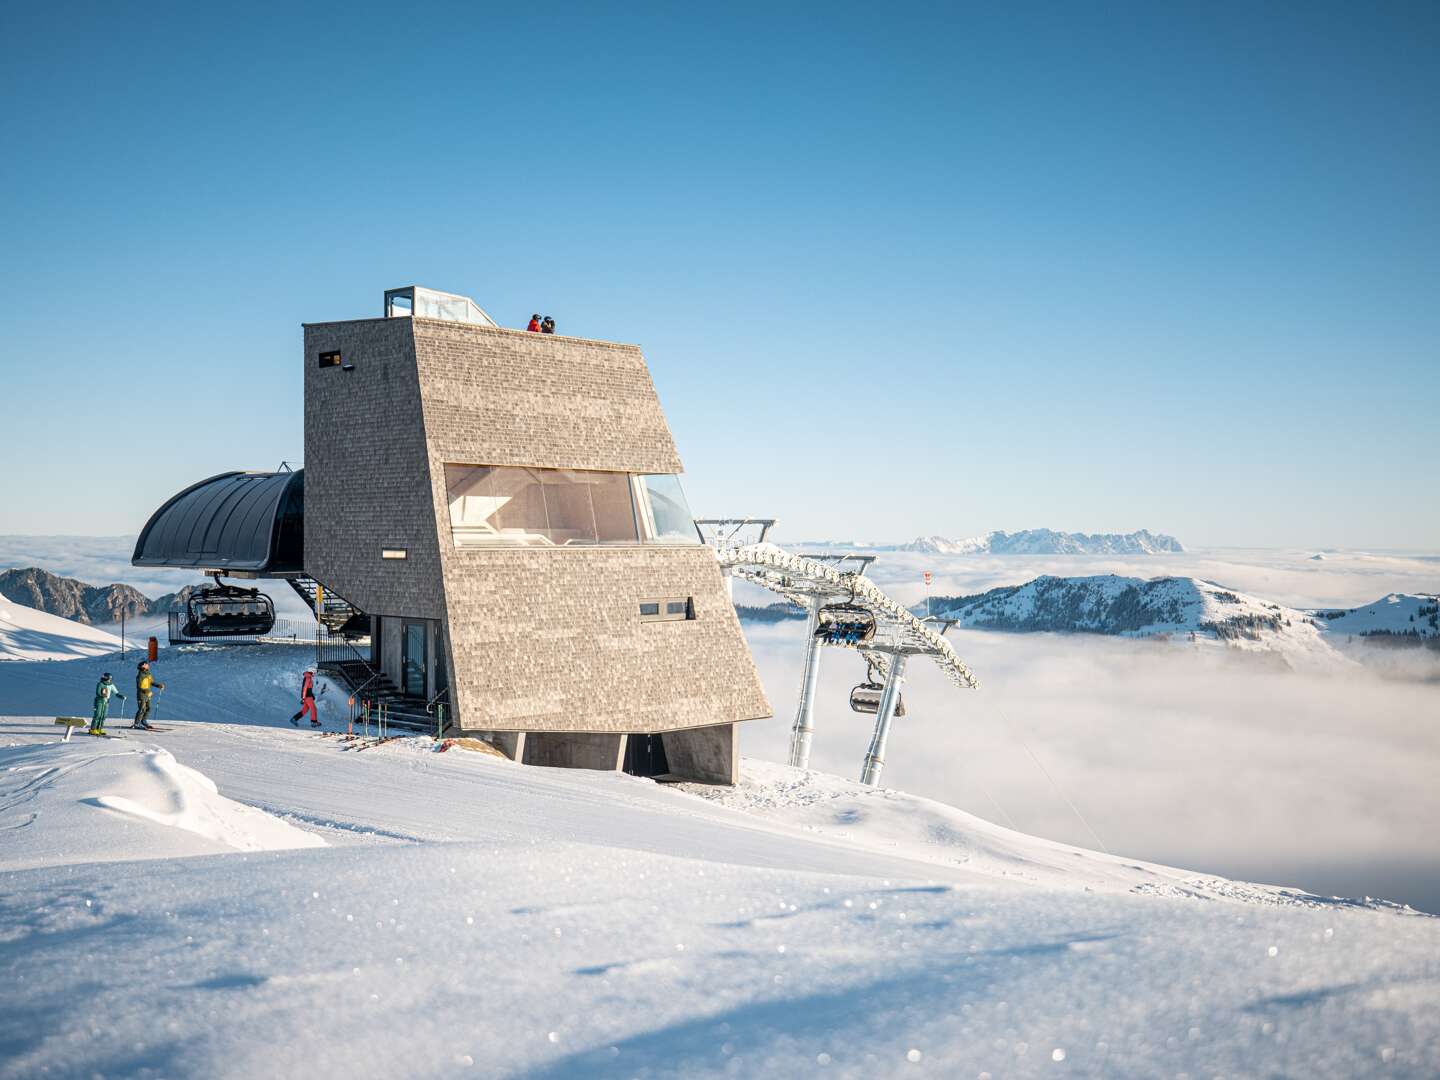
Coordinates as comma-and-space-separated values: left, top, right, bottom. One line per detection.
289, 668, 320, 727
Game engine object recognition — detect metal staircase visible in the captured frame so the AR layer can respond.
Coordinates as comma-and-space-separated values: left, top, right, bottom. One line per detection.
287, 575, 368, 637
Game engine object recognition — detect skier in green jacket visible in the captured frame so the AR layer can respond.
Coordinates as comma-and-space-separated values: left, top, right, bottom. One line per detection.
90, 673, 126, 736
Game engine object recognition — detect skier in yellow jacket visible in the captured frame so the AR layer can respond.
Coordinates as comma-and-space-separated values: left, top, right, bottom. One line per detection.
134, 660, 166, 731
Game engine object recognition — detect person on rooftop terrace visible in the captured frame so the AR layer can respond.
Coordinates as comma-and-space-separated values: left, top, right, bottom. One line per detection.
541, 316, 555, 334
526, 314, 541, 332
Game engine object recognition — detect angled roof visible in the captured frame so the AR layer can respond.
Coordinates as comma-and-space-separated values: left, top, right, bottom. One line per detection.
132, 470, 304, 573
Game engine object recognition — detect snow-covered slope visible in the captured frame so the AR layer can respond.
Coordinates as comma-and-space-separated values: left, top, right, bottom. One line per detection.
898, 529, 1184, 556
0, 713, 1435, 1079
0, 738, 325, 869
0, 599, 123, 661
923, 576, 1438, 665
1317, 593, 1440, 641
930, 574, 1330, 658
680, 760, 1350, 905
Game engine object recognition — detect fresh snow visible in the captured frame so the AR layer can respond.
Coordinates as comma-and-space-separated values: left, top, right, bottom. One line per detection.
1317, 593, 1440, 639
2, 711, 1437, 1079
0, 599, 124, 661
0, 738, 324, 870
929, 574, 1337, 665
677, 759, 1379, 906
1, 636, 1438, 1077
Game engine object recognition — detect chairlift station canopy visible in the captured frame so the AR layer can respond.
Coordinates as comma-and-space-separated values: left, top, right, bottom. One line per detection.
133, 469, 304, 575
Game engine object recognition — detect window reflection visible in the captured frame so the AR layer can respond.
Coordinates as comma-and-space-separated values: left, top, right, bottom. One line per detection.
445, 465, 698, 547
637, 474, 698, 543
446, 465, 638, 547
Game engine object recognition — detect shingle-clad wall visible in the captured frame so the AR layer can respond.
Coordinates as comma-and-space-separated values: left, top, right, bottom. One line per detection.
438, 546, 771, 732
408, 318, 770, 734
302, 318, 447, 620
302, 310, 772, 738
411, 319, 683, 474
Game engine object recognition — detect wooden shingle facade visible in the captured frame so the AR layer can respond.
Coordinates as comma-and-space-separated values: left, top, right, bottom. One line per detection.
302, 306, 771, 782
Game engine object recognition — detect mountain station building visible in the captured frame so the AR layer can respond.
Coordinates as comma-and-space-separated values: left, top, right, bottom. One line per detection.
133, 287, 771, 783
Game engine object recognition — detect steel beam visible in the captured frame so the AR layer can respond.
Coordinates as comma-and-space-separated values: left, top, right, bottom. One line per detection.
787, 597, 824, 769
860, 653, 907, 786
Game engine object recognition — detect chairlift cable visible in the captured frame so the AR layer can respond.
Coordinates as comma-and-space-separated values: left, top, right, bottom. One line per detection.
991, 700, 1111, 855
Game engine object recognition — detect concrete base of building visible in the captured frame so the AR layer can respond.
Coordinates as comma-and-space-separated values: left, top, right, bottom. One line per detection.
460, 722, 738, 784
522, 732, 627, 771
659, 723, 738, 785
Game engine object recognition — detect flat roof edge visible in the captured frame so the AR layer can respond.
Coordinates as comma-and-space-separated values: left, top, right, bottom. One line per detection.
302, 315, 640, 350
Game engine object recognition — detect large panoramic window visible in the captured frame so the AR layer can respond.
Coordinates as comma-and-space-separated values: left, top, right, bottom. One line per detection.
446, 465, 639, 547
446, 465, 699, 548
635, 474, 699, 544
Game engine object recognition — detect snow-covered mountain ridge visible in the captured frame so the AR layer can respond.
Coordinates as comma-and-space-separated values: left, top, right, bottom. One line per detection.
929, 574, 1314, 644
895, 528, 1185, 555
1315, 592, 1440, 642
924, 575, 1438, 661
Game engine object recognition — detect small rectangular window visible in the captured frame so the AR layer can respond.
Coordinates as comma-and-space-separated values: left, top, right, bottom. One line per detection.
318, 351, 342, 368
381, 548, 407, 560
640, 597, 694, 622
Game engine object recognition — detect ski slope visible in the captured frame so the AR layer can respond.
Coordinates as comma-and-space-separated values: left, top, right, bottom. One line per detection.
0, 599, 123, 661
1, 706, 1437, 1078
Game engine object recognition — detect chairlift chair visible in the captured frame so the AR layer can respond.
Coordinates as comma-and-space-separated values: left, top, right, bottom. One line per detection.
814, 602, 876, 647
849, 658, 905, 716
183, 574, 276, 637
848, 682, 906, 717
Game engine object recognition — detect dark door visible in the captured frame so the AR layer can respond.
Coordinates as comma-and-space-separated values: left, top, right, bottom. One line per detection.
401, 620, 427, 698
623, 734, 670, 778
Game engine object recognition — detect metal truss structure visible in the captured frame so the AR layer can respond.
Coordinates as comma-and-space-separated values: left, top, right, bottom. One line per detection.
711, 541, 979, 786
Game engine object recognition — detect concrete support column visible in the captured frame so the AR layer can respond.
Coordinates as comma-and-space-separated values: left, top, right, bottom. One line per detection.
787, 598, 824, 769
860, 654, 907, 787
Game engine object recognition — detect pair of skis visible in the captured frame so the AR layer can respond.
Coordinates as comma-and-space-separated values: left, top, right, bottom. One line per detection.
86, 731, 172, 743
350, 734, 404, 752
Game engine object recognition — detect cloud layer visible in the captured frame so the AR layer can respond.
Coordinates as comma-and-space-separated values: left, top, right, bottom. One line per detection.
742, 622, 1440, 912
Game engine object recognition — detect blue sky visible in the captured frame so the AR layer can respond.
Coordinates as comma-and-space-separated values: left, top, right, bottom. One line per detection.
1, 2, 1436, 548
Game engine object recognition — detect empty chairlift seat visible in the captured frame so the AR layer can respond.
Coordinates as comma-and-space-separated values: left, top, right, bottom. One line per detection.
849, 681, 906, 717
184, 578, 276, 637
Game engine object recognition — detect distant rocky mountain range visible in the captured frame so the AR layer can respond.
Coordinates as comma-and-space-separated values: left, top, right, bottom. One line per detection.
0, 567, 191, 625
895, 529, 1184, 556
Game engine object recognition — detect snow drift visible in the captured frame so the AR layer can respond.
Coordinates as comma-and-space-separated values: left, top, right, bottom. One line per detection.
0, 738, 325, 869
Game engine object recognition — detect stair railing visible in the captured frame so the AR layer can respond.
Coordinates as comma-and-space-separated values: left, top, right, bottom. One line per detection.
424, 685, 451, 741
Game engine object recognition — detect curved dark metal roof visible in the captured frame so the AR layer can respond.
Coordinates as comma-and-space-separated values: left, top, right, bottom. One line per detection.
132, 470, 304, 574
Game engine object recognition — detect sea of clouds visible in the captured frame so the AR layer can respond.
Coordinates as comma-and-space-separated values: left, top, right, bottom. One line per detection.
743, 614, 1440, 913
